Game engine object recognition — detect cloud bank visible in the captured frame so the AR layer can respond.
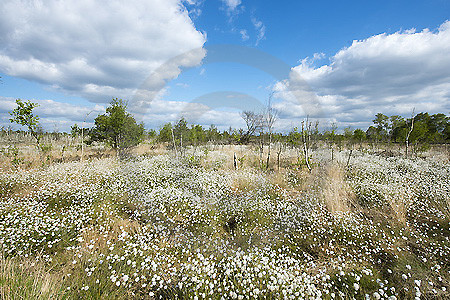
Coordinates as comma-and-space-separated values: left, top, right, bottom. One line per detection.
275, 21, 450, 128
0, 0, 206, 103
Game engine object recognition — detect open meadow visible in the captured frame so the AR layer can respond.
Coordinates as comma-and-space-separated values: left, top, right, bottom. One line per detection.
1, 139, 449, 299
2, 1, 450, 299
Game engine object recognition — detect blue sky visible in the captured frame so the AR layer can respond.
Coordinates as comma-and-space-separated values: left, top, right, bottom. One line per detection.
1, 0, 449, 132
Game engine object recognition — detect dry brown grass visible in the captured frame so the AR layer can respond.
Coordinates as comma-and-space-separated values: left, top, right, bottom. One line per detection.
386, 195, 409, 225
322, 164, 358, 214
0, 254, 63, 300
0, 142, 115, 171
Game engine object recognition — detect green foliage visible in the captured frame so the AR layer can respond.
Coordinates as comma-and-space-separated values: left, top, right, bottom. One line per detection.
232, 128, 244, 144
9, 99, 41, 144
158, 120, 218, 146
365, 126, 380, 142
373, 113, 389, 138
158, 122, 173, 143
189, 124, 206, 145
206, 124, 220, 141
38, 143, 52, 154
323, 123, 338, 145
70, 124, 82, 137
389, 115, 405, 131
1, 145, 24, 169
174, 117, 189, 144
367, 112, 450, 144
287, 127, 301, 147
89, 98, 144, 150
146, 129, 157, 139
409, 120, 428, 143
344, 127, 353, 141
353, 129, 366, 144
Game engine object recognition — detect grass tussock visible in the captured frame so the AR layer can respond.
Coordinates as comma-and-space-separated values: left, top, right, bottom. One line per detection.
322, 164, 358, 214
0, 254, 63, 300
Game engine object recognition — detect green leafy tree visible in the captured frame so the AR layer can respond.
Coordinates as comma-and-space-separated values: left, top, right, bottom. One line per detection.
388, 115, 405, 141
89, 98, 144, 150
372, 113, 389, 140
409, 120, 428, 144
323, 123, 337, 145
206, 124, 220, 142
428, 113, 447, 142
353, 128, 366, 147
9, 99, 41, 144
174, 118, 189, 142
189, 124, 206, 145
71, 124, 82, 137
147, 129, 157, 139
158, 123, 173, 143
232, 128, 244, 144
390, 112, 449, 144
343, 127, 353, 140
287, 127, 301, 148
444, 121, 450, 141
222, 127, 232, 143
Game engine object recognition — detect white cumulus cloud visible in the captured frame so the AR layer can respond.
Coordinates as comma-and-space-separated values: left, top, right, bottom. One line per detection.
0, 0, 206, 104
275, 21, 450, 128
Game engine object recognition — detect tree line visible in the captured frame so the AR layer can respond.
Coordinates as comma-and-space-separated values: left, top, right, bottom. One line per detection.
148, 112, 450, 148
6, 98, 450, 153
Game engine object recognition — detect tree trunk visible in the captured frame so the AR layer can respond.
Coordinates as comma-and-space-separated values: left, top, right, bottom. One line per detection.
266, 132, 271, 170
276, 144, 282, 171
331, 145, 334, 162
259, 140, 264, 168
180, 133, 183, 157
301, 121, 312, 172
405, 111, 415, 158
346, 148, 353, 170
171, 126, 177, 158
303, 142, 312, 172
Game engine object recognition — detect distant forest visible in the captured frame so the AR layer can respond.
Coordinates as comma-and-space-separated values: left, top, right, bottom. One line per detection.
2, 112, 449, 147
151, 112, 450, 146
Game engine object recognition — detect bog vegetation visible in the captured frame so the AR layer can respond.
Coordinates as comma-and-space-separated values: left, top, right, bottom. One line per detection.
0, 99, 449, 299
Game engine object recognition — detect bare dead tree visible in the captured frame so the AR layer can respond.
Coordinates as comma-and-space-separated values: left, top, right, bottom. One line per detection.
329, 122, 338, 162
240, 110, 263, 144
275, 141, 285, 171
180, 133, 184, 157
346, 148, 353, 170
264, 92, 278, 170
256, 119, 266, 168
301, 118, 312, 172
344, 127, 355, 170
405, 109, 415, 158
171, 124, 178, 158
